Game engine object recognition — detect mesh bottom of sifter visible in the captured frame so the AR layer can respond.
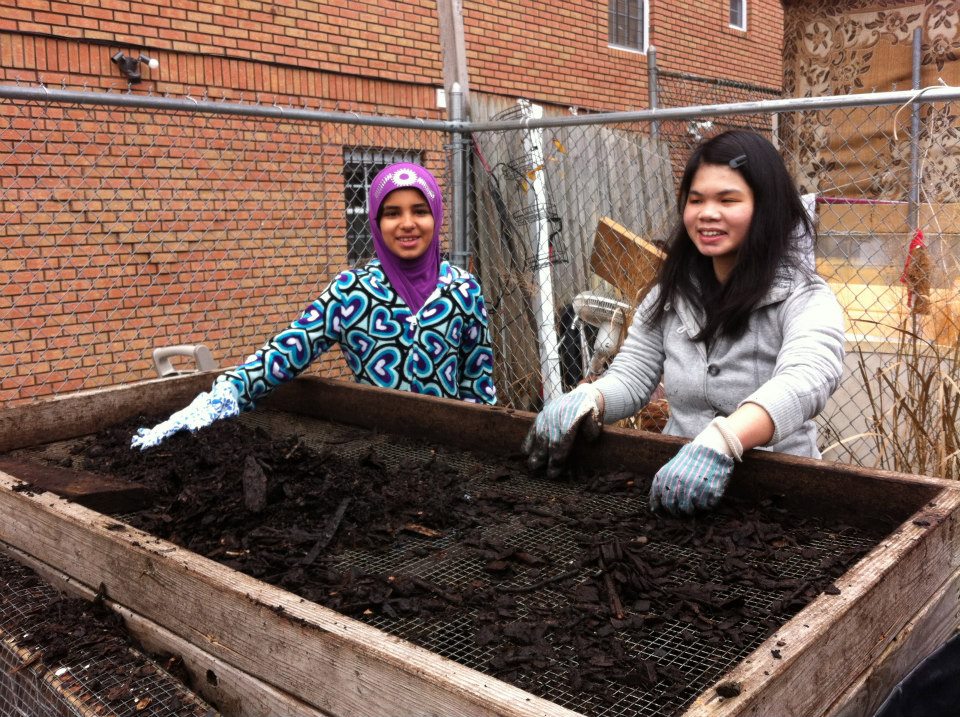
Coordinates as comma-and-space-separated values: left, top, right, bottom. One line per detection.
0, 552, 217, 717
233, 410, 875, 717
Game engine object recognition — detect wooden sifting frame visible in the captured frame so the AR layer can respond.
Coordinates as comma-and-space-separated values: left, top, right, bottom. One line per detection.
0, 373, 957, 717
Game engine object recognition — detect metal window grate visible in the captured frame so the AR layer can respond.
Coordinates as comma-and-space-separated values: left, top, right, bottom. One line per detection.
608, 0, 646, 50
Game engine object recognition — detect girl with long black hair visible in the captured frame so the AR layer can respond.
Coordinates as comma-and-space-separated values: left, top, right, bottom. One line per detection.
523, 130, 845, 515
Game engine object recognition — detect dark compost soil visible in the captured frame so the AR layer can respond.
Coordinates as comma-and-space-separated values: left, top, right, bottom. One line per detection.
54, 413, 884, 717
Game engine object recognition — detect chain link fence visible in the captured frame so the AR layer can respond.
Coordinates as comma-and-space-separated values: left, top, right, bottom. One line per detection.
2, 82, 959, 474
0, 86, 448, 404
652, 68, 784, 184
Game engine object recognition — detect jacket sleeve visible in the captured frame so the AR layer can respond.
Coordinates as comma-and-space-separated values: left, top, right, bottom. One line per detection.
590, 288, 666, 423
740, 279, 845, 444
458, 282, 497, 405
213, 274, 348, 411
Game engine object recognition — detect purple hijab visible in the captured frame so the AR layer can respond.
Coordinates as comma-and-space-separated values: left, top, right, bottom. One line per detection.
368, 162, 443, 313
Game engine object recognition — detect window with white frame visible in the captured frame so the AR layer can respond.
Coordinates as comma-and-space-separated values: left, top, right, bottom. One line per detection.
729, 0, 747, 30
608, 0, 647, 52
342, 148, 423, 263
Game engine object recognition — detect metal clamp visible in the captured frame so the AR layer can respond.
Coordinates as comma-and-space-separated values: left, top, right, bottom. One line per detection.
152, 344, 216, 377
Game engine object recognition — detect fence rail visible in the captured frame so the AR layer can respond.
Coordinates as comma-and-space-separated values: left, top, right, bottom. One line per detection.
3, 82, 959, 474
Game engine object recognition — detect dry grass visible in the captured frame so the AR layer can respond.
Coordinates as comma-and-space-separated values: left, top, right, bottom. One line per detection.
851, 320, 960, 480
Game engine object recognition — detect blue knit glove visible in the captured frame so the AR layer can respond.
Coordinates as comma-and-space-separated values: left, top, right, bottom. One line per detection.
649, 443, 735, 515
522, 384, 603, 478
130, 380, 240, 450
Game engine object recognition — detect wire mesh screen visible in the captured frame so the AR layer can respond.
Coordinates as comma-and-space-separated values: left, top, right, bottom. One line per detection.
2, 83, 959, 476
214, 410, 879, 716
652, 70, 784, 184
0, 551, 217, 717
655, 71, 784, 111
6, 407, 884, 716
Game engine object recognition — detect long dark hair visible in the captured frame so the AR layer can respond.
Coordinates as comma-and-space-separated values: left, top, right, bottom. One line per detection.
648, 130, 813, 343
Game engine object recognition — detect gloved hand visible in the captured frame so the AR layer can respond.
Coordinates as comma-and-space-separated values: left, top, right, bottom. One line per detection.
522, 383, 603, 478
649, 417, 742, 515
130, 380, 240, 450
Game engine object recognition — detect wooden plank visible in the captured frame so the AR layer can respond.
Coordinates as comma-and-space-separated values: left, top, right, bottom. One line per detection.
634, 133, 657, 234
651, 135, 676, 231
685, 487, 960, 717
0, 457, 151, 513
2, 373, 948, 532
436, 0, 469, 97
827, 564, 960, 717
558, 124, 592, 295
606, 130, 635, 229
0, 373, 214, 452
590, 216, 665, 302
0, 472, 581, 717
2, 542, 333, 717
264, 377, 948, 533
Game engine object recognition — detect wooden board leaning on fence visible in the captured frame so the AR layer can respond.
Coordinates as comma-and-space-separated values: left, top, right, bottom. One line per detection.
590, 217, 669, 432
591, 216, 665, 307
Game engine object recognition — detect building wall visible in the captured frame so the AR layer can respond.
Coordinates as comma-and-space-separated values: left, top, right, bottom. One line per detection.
0, 1, 786, 404
650, 0, 783, 89
0, 0, 442, 96
465, 0, 784, 112
0, 0, 784, 109
463, 1, 652, 110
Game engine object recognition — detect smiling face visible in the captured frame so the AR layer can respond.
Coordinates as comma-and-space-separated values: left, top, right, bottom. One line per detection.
682, 163, 755, 283
378, 188, 436, 261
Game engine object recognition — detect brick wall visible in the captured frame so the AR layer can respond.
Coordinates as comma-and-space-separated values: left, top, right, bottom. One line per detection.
650, 0, 783, 90
465, 0, 783, 112
0, 0, 786, 405
464, 0, 652, 110
0, 0, 442, 90
0, 42, 449, 406
0, 0, 784, 116
0, 96, 451, 404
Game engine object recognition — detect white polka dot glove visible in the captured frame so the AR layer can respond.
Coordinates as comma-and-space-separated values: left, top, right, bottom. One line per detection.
522, 383, 603, 479
130, 380, 240, 450
649, 417, 742, 515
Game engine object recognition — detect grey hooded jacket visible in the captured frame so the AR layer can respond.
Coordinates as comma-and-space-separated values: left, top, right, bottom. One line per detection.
591, 268, 845, 458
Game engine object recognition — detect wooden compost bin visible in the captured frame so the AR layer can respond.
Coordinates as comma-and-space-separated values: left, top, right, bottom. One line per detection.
0, 373, 958, 717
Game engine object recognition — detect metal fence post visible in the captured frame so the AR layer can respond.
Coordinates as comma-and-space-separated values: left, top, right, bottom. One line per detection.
449, 82, 469, 268
908, 27, 921, 235
648, 45, 659, 144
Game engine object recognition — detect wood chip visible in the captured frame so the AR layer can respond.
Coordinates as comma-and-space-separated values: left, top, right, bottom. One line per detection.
402, 522, 442, 538
241, 454, 268, 513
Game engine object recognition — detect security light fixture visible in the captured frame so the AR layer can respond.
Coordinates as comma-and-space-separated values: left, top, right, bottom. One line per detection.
111, 51, 159, 83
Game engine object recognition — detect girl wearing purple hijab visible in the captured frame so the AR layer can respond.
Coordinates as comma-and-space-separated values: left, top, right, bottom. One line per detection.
132, 162, 497, 450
